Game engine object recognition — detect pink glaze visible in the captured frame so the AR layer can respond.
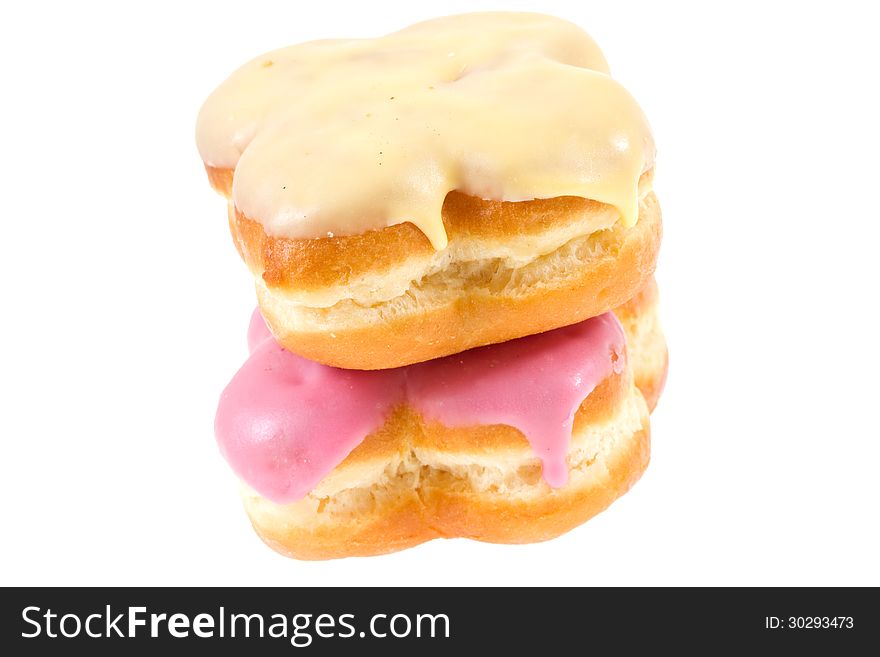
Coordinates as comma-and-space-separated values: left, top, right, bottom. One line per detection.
407, 314, 625, 488
246, 307, 274, 353
216, 310, 404, 502
215, 310, 625, 503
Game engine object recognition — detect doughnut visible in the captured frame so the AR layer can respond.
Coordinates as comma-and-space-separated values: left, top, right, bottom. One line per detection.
215, 289, 664, 560
198, 12, 667, 559
196, 13, 660, 369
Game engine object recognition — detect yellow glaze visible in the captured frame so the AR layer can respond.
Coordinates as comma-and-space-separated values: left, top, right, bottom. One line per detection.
196, 12, 655, 249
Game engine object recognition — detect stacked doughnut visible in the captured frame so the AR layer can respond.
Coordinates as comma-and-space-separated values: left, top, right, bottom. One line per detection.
197, 12, 666, 559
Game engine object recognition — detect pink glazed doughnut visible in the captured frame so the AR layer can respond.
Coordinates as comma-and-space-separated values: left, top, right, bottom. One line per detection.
215, 295, 663, 559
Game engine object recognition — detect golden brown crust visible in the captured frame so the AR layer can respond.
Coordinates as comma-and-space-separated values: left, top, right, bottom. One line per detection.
252, 490, 438, 560
635, 355, 667, 412
247, 421, 649, 559
205, 165, 233, 196
208, 165, 650, 291
259, 193, 661, 369
615, 272, 659, 316
240, 365, 650, 559
612, 276, 668, 410
206, 161, 661, 369
425, 423, 649, 545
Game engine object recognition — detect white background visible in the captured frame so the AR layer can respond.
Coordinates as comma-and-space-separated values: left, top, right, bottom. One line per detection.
2, 0, 878, 586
